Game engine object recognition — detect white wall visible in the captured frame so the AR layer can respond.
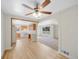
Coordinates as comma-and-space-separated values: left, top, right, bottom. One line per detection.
1, 11, 6, 56
12, 25, 16, 43
53, 5, 78, 59
5, 14, 12, 48
38, 19, 58, 36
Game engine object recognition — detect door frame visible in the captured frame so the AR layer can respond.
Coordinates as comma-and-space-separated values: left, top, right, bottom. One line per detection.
11, 18, 38, 46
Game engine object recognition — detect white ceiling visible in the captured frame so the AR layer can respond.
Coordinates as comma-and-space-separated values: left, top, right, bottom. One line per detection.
1, 0, 77, 20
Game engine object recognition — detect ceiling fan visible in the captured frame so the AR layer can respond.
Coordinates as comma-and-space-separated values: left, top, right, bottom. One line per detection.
22, 0, 52, 17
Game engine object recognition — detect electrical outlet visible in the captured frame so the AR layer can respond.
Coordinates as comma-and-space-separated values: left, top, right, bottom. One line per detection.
66, 51, 69, 55
61, 49, 69, 55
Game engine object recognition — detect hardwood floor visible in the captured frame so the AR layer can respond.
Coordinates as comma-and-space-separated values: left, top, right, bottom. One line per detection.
3, 39, 68, 59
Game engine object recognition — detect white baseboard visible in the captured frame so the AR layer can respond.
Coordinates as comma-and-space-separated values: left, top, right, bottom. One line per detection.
1, 47, 13, 59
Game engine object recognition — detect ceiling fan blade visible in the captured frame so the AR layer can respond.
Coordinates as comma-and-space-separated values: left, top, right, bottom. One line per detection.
40, 11, 52, 14
36, 3, 39, 9
25, 12, 34, 16
41, 0, 51, 8
34, 0, 39, 9
22, 4, 34, 10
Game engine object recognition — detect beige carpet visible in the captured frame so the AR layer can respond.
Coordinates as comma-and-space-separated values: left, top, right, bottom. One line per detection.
38, 36, 58, 51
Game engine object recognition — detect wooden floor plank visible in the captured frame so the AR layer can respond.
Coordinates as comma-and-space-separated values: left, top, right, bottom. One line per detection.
3, 39, 68, 59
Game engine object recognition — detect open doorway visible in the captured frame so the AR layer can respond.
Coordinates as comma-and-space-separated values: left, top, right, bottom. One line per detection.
11, 18, 37, 46
37, 20, 59, 51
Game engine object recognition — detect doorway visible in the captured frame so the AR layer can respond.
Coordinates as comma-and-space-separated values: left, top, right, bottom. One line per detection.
11, 18, 37, 46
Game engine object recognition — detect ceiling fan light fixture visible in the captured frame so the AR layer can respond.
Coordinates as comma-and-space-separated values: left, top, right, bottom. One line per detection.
33, 12, 42, 18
